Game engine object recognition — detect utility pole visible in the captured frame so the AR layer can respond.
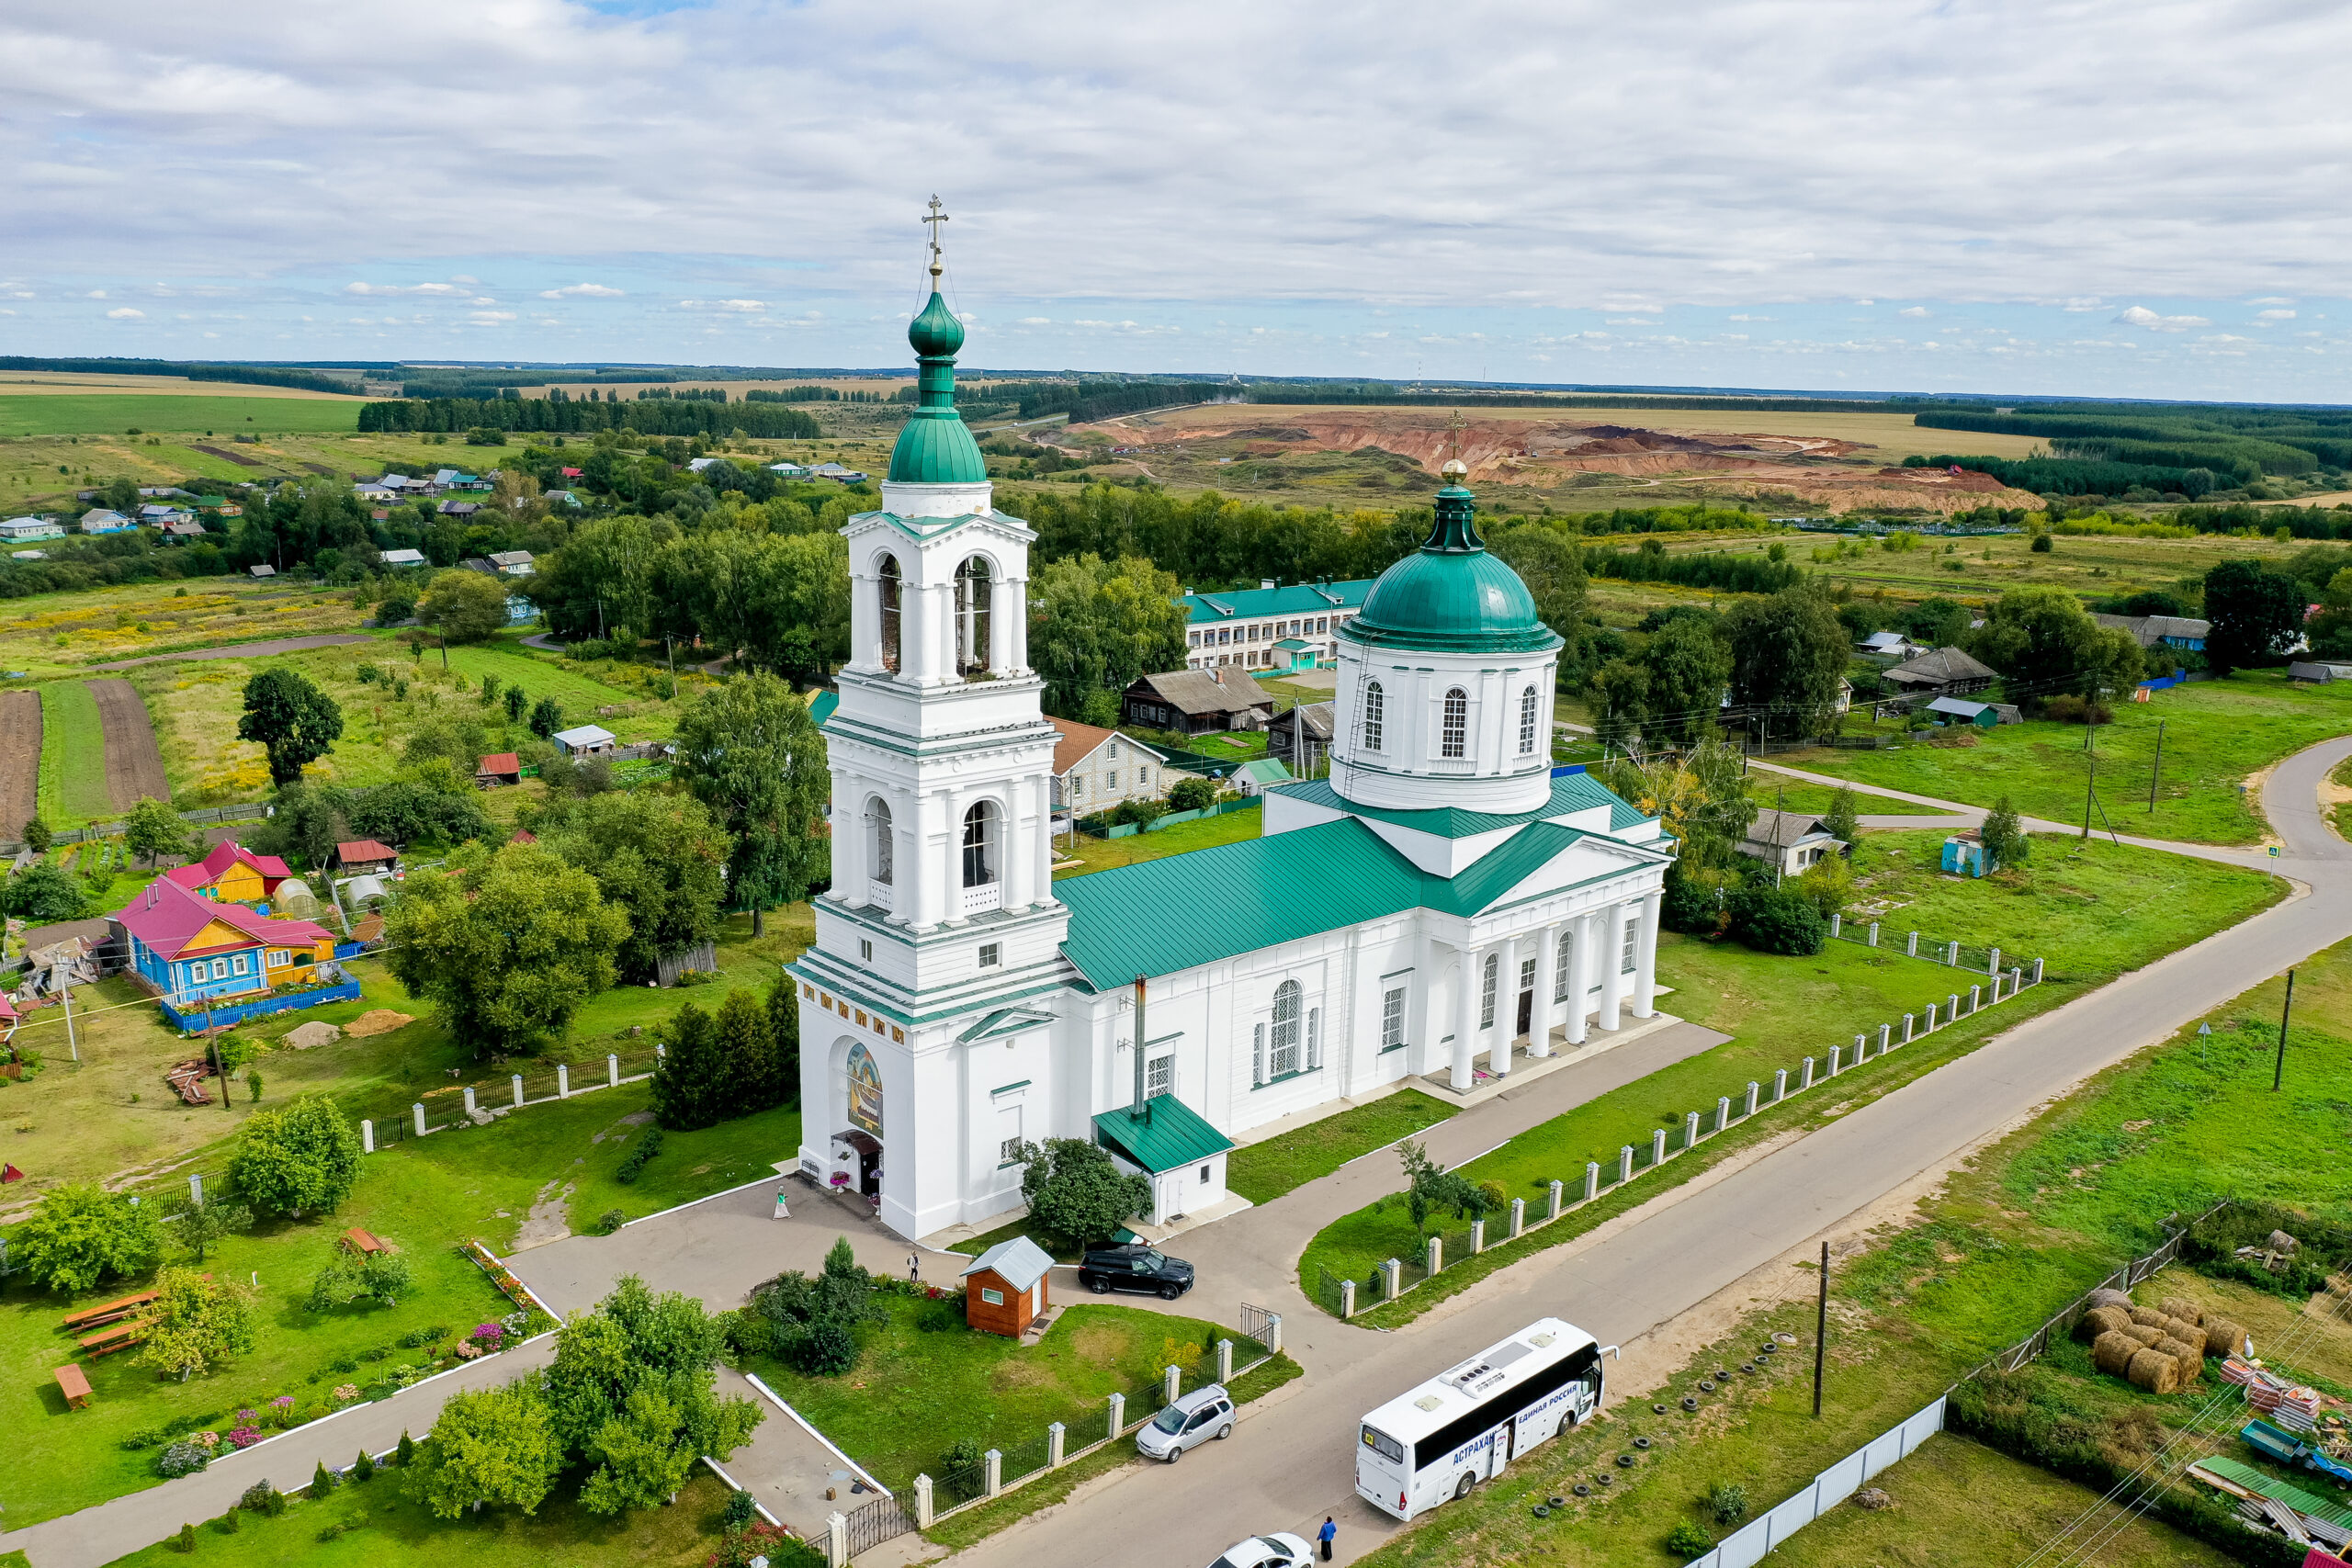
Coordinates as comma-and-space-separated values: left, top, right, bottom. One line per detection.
2148, 720, 2165, 815
62, 977, 78, 1065
1775, 785, 1786, 887
2079, 719, 2094, 840
1813, 1240, 1829, 1419
2276, 969, 2295, 1092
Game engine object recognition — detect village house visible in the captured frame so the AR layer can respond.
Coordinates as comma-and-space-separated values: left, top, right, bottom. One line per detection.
77, 509, 134, 535
379, 547, 427, 568
1177, 578, 1371, 671
112, 878, 337, 1004
2092, 613, 2210, 652
164, 840, 293, 904
0, 516, 67, 543
475, 751, 523, 787
1121, 668, 1275, 736
1266, 701, 1334, 774
331, 839, 400, 875
1881, 645, 1997, 701
1857, 629, 1927, 660
1048, 717, 1180, 817
1736, 809, 1846, 875
551, 724, 617, 758
958, 1235, 1055, 1338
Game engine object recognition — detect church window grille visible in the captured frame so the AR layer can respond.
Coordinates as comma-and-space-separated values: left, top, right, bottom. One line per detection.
1622, 913, 1639, 974
876, 555, 903, 672
1555, 931, 1573, 1001
1306, 1007, 1322, 1070
1361, 681, 1385, 752
955, 557, 992, 676
867, 797, 893, 885
1519, 685, 1539, 754
1381, 987, 1407, 1050
1479, 953, 1498, 1029
978, 942, 1000, 968
1520, 955, 1537, 998
961, 801, 999, 887
1146, 1053, 1174, 1099
1442, 688, 1468, 759
859, 939, 873, 963
1270, 981, 1303, 1077
1252, 1024, 1266, 1086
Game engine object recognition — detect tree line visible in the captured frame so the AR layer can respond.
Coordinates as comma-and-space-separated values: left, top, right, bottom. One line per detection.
357, 396, 820, 439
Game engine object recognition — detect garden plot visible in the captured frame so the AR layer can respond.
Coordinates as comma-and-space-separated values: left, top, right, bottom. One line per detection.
89, 678, 168, 809
0, 688, 37, 837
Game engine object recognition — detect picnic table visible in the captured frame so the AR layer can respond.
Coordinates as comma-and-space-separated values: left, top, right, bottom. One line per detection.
54, 1364, 91, 1410
78, 1317, 153, 1357
60, 1288, 159, 1331
342, 1227, 389, 1256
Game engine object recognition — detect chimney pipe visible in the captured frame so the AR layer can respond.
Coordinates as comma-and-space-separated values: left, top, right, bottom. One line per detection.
1131, 976, 1148, 1119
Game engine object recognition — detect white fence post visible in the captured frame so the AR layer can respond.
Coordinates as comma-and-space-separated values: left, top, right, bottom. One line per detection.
914, 1474, 934, 1529
1903, 1012, 1916, 1043
2031, 957, 2044, 984
413, 1102, 426, 1136
1715, 1095, 1730, 1133
1774, 1067, 1789, 1100
1802, 1055, 1816, 1089
1383, 1258, 1401, 1300
1617, 1145, 1634, 1185
1108, 1392, 1125, 1438
1264, 1313, 1282, 1356
1427, 1234, 1443, 1275
1829, 1044, 1843, 1077
1510, 1198, 1525, 1237
1470, 1219, 1486, 1255
1829, 912, 1842, 938
607, 1053, 619, 1088
1925, 1002, 1939, 1031
1947, 941, 1960, 965
1906, 931, 1918, 956
1217, 1338, 1234, 1382
1744, 1081, 1759, 1117
983, 1450, 1001, 1498
361, 1119, 374, 1154
1164, 1365, 1182, 1405
1969, 983, 1982, 1013
1585, 1162, 1600, 1201
1948, 991, 1961, 1021
1340, 1279, 1357, 1317
1867, 921, 1879, 947
1682, 1111, 1700, 1148
2011, 965, 2024, 995
1878, 1024, 1892, 1054
463, 1087, 476, 1115
512, 1073, 525, 1107
1650, 1128, 1668, 1165
826, 1511, 847, 1566
189, 1173, 203, 1205
558, 1063, 570, 1099
1549, 1179, 1565, 1219
1048, 1421, 1067, 1468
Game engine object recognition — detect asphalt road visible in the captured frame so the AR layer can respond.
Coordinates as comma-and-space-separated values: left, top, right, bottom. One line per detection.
943, 733, 2352, 1568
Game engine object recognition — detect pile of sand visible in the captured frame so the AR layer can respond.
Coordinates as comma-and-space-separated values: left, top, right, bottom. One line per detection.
344, 1009, 416, 1038
281, 1021, 342, 1050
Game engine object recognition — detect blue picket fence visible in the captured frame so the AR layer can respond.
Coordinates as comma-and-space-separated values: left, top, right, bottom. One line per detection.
162, 981, 362, 1033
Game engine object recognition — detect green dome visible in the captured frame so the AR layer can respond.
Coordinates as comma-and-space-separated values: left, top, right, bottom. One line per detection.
887, 289, 987, 486
1341, 482, 1562, 655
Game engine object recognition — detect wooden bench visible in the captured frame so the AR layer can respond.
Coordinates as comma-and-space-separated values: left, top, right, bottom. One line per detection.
78, 1317, 153, 1357
60, 1289, 159, 1332
54, 1364, 92, 1410
342, 1227, 388, 1257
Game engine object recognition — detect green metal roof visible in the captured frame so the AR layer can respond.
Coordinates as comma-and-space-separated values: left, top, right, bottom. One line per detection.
1180, 580, 1374, 626
1267, 773, 1641, 840
1054, 806, 1657, 989
1340, 483, 1561, 656
1093, 1094, 1234, 1173
2197, 1456, 2352, 1529
808, 689, 839, 725
1236, 758, 1293, 784
887, 288, 989, 486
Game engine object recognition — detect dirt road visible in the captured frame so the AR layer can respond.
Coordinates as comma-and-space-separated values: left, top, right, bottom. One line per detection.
84, 633, 371, 671
87, 679, 168, 809
0, 689, 38, 834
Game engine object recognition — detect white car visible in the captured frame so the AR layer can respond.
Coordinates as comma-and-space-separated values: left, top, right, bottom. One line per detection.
1136, 1383, 1235, 1461
1207, 1532, 1313, 1568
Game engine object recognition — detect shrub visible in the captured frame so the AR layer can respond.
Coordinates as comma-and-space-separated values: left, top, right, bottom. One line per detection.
121, 1428, 165, 1450
157, 1442, 210, 1478
214, 1508, 240, 1535
1167, 776, 1217, 813
308, 1460, 337, 1499
2030, 532, 2054, 553
596, 1207, 628, 1235
1659, 866, 1722, 936
938, 1438, 989, 1503
615, 1125, 664, 1184
795, 1321, 858, 1377
172, 1523, 197, 1553
915, 1297, 967, 1334
1725, 885, 1826, 955
240, 1481, 278, 1513
399, 1324, 448, 1348
722, 1488, 758, 1531
1706, 1480, 1750, 1524
352, 1449, 376, 1482
395, 1430, 415, 1467
1665, 1522, 1713, 1556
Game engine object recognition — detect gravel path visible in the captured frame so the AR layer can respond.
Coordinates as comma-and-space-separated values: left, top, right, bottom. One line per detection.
84, 634, 373, 671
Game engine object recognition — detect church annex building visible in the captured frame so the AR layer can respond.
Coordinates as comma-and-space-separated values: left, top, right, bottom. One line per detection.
787, 260, 1674, 1245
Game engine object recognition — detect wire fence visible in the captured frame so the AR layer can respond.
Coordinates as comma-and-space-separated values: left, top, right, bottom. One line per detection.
1825, 914, 2015, 979
354, 1045, 664, 1150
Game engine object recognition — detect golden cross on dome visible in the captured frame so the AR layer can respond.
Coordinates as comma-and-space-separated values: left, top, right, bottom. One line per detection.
922, 196, 950, 279
1442, 409, 1468, 479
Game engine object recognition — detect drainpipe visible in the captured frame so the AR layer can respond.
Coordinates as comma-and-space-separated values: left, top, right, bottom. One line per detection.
1131, 976, 1148, 1118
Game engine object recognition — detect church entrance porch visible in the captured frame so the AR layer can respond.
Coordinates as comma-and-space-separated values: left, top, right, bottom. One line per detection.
1419, 1009, 1693, 1102
830, 1129, 883, 1203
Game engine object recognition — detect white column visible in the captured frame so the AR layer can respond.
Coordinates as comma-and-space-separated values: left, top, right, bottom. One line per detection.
986, 572, 1014, 674
1564, 911, 1592, 1045
1451, 941, 1478, 1091
1630, 890, 1662, 1020
846, 566, 878, 673
1598, 901, 1629, 1032
1492, 932, 1520, 1077
888, 797, 915, 924
1417, 931, 1446, 1077
915, 792, 950, 930
1005, 576, 1031, 673
1529, 923, 1560, 1058
1002, 787, 1034, 909
831, 784, 865, 903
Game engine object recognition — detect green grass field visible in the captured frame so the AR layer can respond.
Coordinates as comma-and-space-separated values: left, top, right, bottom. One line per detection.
35, 678, 111, 821
1783, 669, 2352, 843
0, 396, 364, 439
1300, 832, 2280, 1318
1225, 1089, 1457, 1205
746, 1300, 1261, 1495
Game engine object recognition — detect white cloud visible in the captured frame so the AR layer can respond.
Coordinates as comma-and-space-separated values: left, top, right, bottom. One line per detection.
85, 289, 106, 299
2256, 309, 2296, 321
717, 299, 765, 311
345, 281, 459, 296
468, 310, 517, 323
1727, 313, 1774, 321
539, 284, 625, 299
1897, 306, 1929, 318
106, 307, 143, 319
2113, 305, 2211, 333
2249, 297, 2295, 305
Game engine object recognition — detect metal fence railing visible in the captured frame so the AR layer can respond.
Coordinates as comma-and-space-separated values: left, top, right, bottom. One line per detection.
352, 1046, 665, 1150
839, 1492, 917, 1560
1825, 913, 2016, 979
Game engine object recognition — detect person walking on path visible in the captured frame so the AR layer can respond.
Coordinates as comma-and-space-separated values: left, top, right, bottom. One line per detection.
1317, 1517, 1336, 1561
909, 1251, 921, 1282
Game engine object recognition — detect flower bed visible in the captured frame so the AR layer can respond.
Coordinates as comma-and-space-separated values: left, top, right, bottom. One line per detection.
463, 1237, 558, 1326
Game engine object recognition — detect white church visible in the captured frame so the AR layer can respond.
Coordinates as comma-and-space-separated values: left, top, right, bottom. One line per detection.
789, 253, 1674, 1244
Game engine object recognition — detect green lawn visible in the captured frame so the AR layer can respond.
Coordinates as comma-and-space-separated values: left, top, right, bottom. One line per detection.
1782, 670, 2352, 844
1744, 777, 1935, 818
0, 396, 364, 439
1054, 802, 1265, 876
376, 636, 671, 738
100, 1467, 790, 1568
1226, 1090, 1458, 1205
0, 1082, 799, 1528
1299, 833, 2281, 1319
746, 1300, 1267, 1495
36, 679, 110, 822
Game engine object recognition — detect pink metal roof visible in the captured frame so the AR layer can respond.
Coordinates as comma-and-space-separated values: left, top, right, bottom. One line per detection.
114, 877, 334, 961
162, 840, 290, 889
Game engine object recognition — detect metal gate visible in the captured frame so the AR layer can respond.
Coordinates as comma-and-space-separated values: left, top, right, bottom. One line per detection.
840, 1491, 917, 1561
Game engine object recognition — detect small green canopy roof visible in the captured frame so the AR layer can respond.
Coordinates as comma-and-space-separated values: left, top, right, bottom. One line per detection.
1092, 1094, 1234, 1174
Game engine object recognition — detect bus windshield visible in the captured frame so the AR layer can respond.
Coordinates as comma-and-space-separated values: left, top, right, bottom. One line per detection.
1361, 1424, 1405, 1465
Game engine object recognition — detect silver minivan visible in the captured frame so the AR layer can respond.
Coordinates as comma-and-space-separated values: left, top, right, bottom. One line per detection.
1136, 1383, 1235, 1462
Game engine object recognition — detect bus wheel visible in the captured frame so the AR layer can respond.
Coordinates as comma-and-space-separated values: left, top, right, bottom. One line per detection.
1453, 1473, 1476, 1501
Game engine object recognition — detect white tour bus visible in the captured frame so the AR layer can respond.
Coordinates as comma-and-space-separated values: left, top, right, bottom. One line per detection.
1356, 1316, 1615, 1521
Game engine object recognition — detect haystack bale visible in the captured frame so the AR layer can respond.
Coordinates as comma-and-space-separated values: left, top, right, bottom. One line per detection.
2128, 1305, 2168, 1329
2127, 1348, 2181, 1394
2159, 1296, 2204, 1327
2092, 1331, 2143, 1377
2162, 1315, 2204, 1349
2080, 1305, 2134, 1341
2121, 1324, 2165, 1348
2204, 1318, 2248, 1358
2155, 1337, 2203, 1382
2087, 1287, 2133, 1311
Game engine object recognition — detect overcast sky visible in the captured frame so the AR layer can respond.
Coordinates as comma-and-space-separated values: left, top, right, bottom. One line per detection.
3, 0, 2347, 400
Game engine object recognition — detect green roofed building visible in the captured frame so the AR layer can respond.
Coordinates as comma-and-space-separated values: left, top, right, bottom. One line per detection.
786, 233, 1672, 1248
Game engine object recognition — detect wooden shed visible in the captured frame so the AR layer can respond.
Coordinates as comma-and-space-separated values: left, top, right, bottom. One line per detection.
959, 1235, 1055, 1338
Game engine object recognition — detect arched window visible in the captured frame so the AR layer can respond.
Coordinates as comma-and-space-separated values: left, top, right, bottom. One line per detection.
1554, 929, 1573, 1001
866, 798, 894, 886
1519, 684, 1540, 755
1441, 687, 1468, 759
1270, 980, 1302, 1077
877, 555, 903, 673
961, 801, 998, 887
1479, 953, 1498, 1028
955, 557, 992, 676
1361, 680, 1385, 752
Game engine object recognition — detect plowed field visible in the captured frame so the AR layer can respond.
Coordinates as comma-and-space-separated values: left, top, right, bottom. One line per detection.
88, 678, 168, 808
0, 690, 37, 837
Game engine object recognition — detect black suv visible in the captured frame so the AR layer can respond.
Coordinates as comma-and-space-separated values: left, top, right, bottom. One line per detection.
1078, 1244, 1196, 1300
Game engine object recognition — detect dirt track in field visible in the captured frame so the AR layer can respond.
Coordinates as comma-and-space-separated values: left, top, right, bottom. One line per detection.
0, 690, 38, 836
85, 633, 371, 671
88, 678, 169, 809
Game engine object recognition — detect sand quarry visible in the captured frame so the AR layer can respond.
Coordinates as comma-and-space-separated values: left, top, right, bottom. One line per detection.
1074, 405, 2046, 513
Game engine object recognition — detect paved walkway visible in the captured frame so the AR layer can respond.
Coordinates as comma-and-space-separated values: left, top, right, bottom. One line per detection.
10, 738, 2349, 1568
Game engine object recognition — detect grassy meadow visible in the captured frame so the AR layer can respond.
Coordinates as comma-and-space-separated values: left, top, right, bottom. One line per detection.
0, 394, 367, 439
